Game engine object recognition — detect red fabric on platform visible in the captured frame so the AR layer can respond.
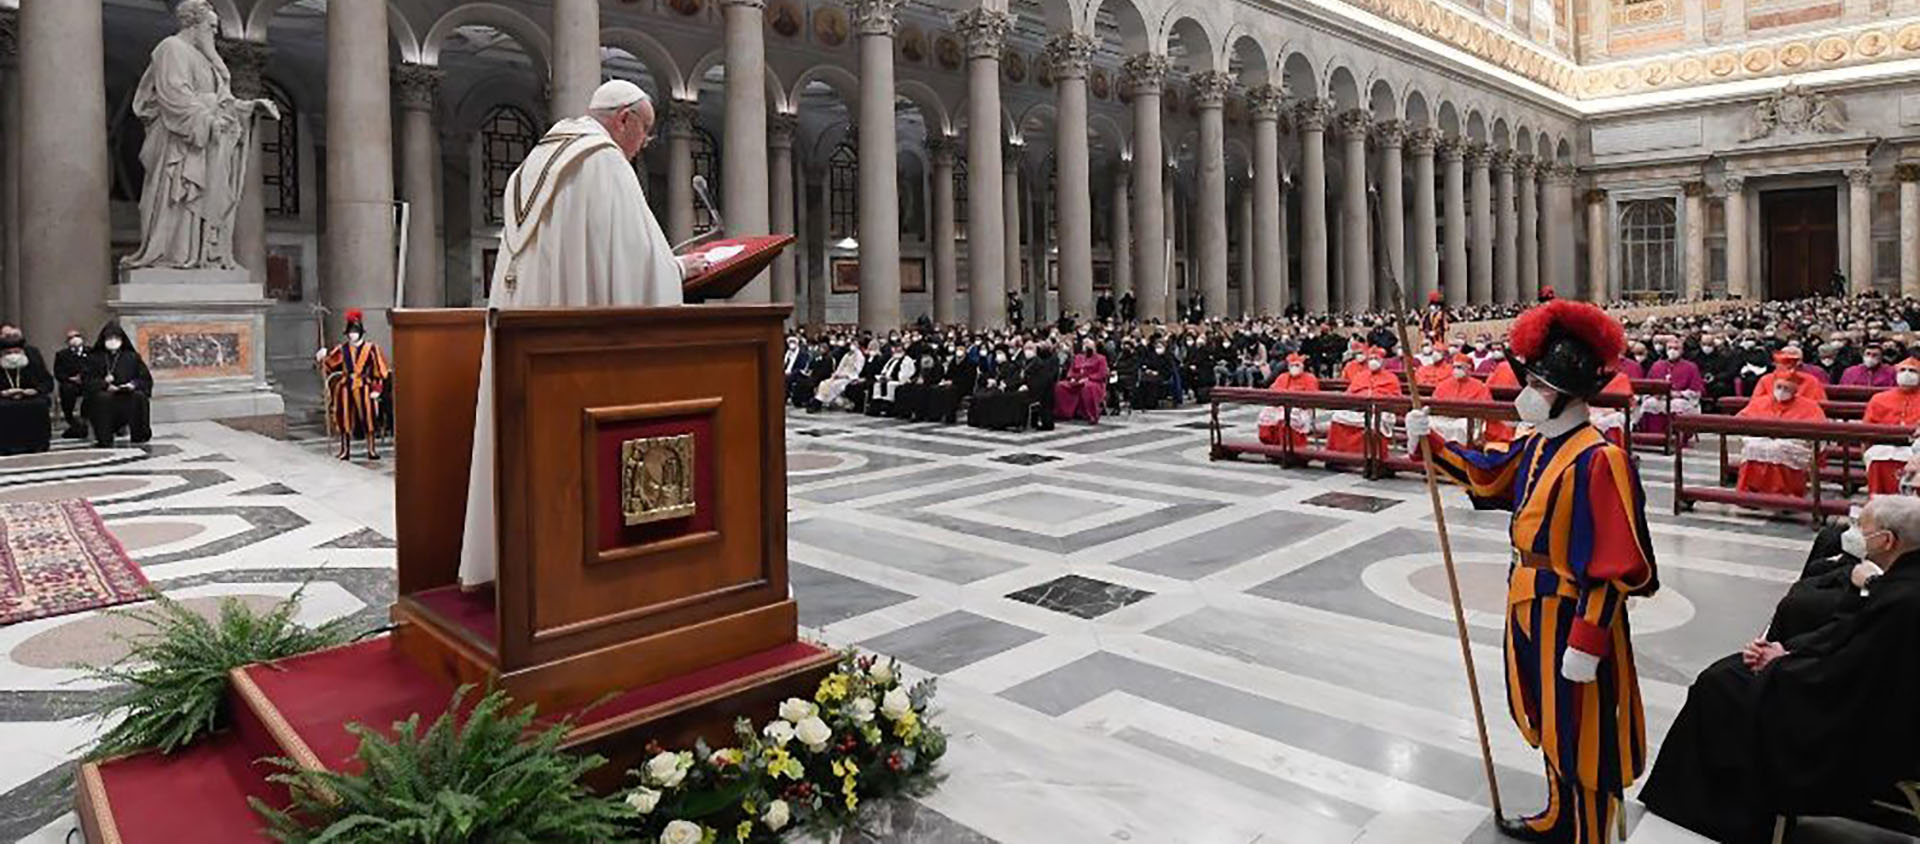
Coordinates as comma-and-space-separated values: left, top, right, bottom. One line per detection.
559, 640, 831, 728
95, 731, 281, 843
243, 638, 457, 770
411, 584, 498, 646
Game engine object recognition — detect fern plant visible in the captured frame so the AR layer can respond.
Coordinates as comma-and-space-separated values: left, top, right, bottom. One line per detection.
81, 588, 355, 759
252, 686, 634, 844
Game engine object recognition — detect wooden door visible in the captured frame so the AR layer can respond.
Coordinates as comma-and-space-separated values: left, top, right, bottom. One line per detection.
1761, 188, 1837, 300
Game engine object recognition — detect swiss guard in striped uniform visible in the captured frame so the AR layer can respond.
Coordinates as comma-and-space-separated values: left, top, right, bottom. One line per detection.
1406, 299, 1658, 844
315, 309, 391, 461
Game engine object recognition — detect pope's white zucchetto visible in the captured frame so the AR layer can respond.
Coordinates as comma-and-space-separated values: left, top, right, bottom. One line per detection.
589, 80, 650, 112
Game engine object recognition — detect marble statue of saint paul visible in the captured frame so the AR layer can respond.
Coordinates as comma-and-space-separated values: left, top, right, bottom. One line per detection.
121, 0, 277, 271
457, 79, 710, 587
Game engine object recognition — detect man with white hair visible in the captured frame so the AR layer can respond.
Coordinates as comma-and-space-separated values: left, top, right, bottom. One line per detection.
458, 79, 709, 586
1641, 494, 1920, 843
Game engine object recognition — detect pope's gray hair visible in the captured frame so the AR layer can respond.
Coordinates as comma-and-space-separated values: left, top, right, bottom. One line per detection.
176, 0, 219, 28
1864, 495, 1920, 551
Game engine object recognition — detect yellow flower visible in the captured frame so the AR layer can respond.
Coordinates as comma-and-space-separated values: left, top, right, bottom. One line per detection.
815, 673, 850, 704
761, 745, 804, 780
735, 820, 753, 842
892, 710, 921, 742
845, 791, 859, 812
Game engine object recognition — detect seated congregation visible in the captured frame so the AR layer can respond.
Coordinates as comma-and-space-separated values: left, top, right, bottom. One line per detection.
0, 321, 153, 454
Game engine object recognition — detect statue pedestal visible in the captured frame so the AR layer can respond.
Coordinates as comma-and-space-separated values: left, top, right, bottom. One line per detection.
110, 267, 285, 426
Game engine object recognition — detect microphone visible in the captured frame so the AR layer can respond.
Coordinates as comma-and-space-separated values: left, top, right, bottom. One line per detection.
692, 174, 723, 233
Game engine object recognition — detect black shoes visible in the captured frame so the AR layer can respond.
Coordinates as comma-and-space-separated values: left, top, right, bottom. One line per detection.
1495, 816, 1553, 842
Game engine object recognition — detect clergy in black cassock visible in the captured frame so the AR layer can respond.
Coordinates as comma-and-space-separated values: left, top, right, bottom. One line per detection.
83, 323, 154, 447
0, 326, 54, 455
1639, 495, 1920, 844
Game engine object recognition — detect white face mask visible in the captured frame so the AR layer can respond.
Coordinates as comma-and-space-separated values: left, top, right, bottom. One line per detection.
0, 353, 24, 371
67, 339, 82, 350
1453, 367, 1469, 380
1288, 364, 1303, 376
1899, 370, 1919, 388
1865, 356, 1881, 367
1515, 385, 1555, 424
1365, 358, 1383, 372
1773, 385, 1795, 403
1840, 525, 1884, 559
1490, 350, 1506, 361
1666, 348, 1681, 360
346, 332, 362, 344
104, 338, 123, 352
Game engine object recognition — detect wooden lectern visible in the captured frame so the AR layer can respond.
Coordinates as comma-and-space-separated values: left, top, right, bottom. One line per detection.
387, 297, 835, 770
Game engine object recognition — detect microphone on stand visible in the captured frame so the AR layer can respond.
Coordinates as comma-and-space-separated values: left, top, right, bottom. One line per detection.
672, 175, 729, 252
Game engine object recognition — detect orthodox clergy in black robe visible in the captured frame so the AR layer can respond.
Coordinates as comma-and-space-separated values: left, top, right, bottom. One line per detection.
54, 331, 90, 439
970, 351, 1041, 430
0, 332, 54, 455
83, 324, 154, 448
1640, 544, 1920, 844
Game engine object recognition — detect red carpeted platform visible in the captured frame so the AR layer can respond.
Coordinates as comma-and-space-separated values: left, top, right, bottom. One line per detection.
80, 731, 283, 843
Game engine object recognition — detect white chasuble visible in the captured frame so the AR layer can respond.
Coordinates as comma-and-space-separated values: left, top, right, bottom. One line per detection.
458, 117, 684, 587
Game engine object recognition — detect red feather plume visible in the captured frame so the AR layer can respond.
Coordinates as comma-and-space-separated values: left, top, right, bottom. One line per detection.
1508, 300, 1625, 366
344, 308, 364, 322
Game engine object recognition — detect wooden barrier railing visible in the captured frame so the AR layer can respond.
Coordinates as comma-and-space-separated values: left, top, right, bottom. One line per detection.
1670, 413, 1913, 521
1208, 387, 1521, 478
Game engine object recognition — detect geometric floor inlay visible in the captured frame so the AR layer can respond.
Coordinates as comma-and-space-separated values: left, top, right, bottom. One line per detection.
1305, 490, 1404, 512
991, 452, 1063, 466
1005, 574, 1154, 619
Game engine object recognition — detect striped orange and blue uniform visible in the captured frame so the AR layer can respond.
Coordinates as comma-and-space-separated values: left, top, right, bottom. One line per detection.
322, 341, 389, 439
1426, 423, 1658, 844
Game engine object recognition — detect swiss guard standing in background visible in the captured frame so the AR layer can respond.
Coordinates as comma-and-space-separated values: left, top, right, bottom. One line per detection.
1406, 299, 1659, 844
315, 309, 390, 461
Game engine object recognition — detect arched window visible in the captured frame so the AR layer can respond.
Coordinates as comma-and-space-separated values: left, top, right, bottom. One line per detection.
691, 127, 720, 233
953, 155, 968, 235
829, 141, 858, 239
480, 105, 538, 226
261, 80, 299, 218
1618, 199, 1677, 295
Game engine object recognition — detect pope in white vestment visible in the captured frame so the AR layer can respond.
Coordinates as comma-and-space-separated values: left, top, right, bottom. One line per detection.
459, 80, 709, 586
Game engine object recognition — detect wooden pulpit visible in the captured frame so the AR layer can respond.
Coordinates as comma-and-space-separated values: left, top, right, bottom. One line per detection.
387, 304, 836, 758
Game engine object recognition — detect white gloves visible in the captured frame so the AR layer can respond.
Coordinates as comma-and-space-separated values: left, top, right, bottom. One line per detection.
314, 347, 328, 361
1561, 649, 1600, 684
1404, 408, 1431, 440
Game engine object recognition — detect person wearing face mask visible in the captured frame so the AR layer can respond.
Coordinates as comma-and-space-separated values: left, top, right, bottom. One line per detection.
1418, 291, 1451, 345
1406, 300, 1657, 844
1641, 494, 1920, 844
0, 325, 53, 455
1734, 370, 1829, 498
1747, 347, 1829, 404
1135, 339, 1177, 410
1860, 358, 1920, 495
315, 309, 391, 460
1053, 340, 1110, 424
84, 323, 154, 448
1840, 345, 1896, 388
865, 343, 916, 417
1256, 353, 1320, 450
1419, 354, 1492, 447
1411, 344, 1452, 389
809, 339, 866, 413
1638, 339, 1703, 441
53, 330, 91, 440
1327, 348, 1402, 456
782, 336, 814, 408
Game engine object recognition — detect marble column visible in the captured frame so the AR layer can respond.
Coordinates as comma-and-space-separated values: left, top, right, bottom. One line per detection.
1125, 53, 1169, 322
1439, 138, 1467, 308
959, 8, 1011, 329
325, 0, 394, 335
1848, 167, 1873, 294
769, 111, 798, 308
854, 0, 903, 330
395, 64, 444, 308
1377, 121, 1405, 304
722, 0, 771, 300
1046, 32, 1095, 320
1164, 168, 1179, 322
1409, 129, 1438, 304
1517, 156, 1539, 301
1112, 163, 1133, 301
1237, 182, 1253, 316
1194, 71, 1232, 319
1295, 98, 1330, 314
0, 11, 16, 321
1248, 85, 1283, 317
550, 0, 600, 116
1683, 180, 1707, 301
1586, 188, 1609, 302
1003, 141, 1023, 307
1334, 110, 1370, 313
1900, 164, 1920, 299
220, 39, 272, 291
1277, 176, 1291, 312
1724, 175, 1749, 300
664, 99, 699, 246
1545, 164, 1578, 297
928, 136, 958, 324
1493, 151, 1517, 304
1467, 143, 1492, 304
18, 0, 110, 337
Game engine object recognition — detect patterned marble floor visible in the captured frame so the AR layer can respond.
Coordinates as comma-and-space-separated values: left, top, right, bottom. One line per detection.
0, 409, 1909, 843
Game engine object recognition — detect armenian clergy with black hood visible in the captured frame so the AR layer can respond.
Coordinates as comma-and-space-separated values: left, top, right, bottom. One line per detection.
1406, 299, 1657, 844
1639, 494, 1920, 844
84, 323, 154, 448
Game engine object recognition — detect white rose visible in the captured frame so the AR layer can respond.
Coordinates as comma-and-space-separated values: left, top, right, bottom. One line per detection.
795, 715, 832, 752
659, 820, 704, 844
761, 799, 791, 832
868, 656, 896, 685
880, 687, 912, 721
645, 751, 687, 788
846, 697, 876, 724
625, 787, 661, 814
778, 697, 816, 723
762, 719, 795, 747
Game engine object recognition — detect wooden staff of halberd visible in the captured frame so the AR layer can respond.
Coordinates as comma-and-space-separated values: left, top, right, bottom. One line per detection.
1371, 186, 1504, 818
